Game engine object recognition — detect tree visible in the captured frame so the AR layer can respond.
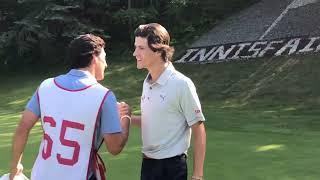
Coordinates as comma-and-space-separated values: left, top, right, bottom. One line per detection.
0, 0, 110, 71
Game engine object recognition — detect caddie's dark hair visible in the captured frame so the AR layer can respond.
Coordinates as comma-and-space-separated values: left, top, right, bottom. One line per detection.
134, 23, 175, 62
68, 34, 105, 69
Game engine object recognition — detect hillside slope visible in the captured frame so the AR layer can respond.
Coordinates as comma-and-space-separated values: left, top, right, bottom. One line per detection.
177, 54, 320, 107
173, 54, 320, 133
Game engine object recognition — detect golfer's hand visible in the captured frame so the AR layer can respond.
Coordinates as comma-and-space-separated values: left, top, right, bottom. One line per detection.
9, 163, 23, 180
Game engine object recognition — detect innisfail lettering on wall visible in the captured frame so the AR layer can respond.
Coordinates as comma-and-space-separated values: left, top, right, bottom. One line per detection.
175, 36, 320, 64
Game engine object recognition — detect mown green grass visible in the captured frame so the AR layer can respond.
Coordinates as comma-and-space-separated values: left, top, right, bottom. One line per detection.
1, 54, 320, 179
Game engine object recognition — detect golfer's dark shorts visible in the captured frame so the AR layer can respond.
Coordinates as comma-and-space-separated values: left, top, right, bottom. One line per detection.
141, 153, 187, 180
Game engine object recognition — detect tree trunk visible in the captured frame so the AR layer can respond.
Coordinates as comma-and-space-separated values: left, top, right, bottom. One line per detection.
128, 0, 131, 9
128, 0, 133, 44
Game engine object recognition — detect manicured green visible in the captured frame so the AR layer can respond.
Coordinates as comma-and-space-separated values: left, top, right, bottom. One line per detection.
1, 54, 320, 179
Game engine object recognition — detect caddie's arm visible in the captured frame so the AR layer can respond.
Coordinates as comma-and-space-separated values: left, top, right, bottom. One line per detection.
191, 121, 206, 180
103, 116, 130, 155
10, 110, 39, 179
103, 102, 131, 155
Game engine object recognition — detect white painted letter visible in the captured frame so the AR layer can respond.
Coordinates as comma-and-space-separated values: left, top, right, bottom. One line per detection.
275, 38, 301, 56
244, 41, 268, 58
208, 45, 236, 61
175, 48, 199, 63
188, 47, 218, 62
230, 43, 251, 59
299, 37, 320, 53
259, 40, 284, 57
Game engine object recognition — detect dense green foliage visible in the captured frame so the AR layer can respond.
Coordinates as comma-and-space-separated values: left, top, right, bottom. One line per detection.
0, 0, 257, 71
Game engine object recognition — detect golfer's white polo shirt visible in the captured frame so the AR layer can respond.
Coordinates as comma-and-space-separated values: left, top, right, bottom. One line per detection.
141, 63, 205, 159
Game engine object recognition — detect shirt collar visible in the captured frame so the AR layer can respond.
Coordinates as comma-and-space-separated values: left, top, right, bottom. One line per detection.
67, 69, 97, 83
146, 63, 175, 86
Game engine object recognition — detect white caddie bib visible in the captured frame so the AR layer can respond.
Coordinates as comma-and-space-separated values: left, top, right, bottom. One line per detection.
31, 78, 108, 180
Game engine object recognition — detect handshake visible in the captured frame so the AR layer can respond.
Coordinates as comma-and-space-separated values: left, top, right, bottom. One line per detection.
117, 101, 132, 124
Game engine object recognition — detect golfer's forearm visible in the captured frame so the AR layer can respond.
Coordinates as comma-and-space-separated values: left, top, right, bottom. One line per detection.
131, 115, 141, 127
193, 143, 205, 177
192, 124, 206, 177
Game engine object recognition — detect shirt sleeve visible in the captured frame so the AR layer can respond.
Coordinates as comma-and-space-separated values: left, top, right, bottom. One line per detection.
100, 91, 122, 134
180, 78, 205, 126
25, 90, 41, 117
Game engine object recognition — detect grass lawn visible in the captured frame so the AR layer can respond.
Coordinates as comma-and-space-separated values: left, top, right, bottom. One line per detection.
1, 55, 320, 179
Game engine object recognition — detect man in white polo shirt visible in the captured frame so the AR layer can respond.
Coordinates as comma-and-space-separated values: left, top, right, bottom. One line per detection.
131, 23, 206, 180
